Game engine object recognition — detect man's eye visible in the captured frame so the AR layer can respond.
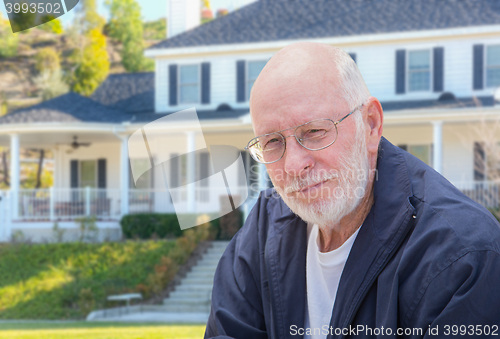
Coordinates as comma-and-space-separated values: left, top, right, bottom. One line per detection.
304, 129, 326, 139
263, 138, 281, 149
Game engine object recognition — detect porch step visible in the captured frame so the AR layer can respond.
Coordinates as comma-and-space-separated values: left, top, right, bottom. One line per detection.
163, 241, 230, 311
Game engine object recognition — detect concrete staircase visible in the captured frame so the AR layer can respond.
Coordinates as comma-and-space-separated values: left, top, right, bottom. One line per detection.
87, 240, 231, 323
162, 240, 230, 314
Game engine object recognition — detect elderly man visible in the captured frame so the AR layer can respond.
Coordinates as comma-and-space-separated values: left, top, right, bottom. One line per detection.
205, 42, 500, 339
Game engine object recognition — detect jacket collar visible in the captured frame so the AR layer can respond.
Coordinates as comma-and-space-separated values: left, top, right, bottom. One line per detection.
264, 137, 416, 339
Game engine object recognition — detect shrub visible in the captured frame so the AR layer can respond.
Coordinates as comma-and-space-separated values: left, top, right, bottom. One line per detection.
120, 211, 243, 240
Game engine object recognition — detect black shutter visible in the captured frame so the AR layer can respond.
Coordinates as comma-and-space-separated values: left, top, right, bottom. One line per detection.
433, 47, 444, 92
170, 154, 179, 188
169, 64, 178, 106
201, 62, 210, 104
349, 53, 357, 64
473, 44, 484, 90
395, 50, 406, 94
70, 160, 78, 188
198, 152, 210, 187
236, 60, 246, 102
398, 144, 408, 152
474, 142, 485, 181
97, 159, 106, 188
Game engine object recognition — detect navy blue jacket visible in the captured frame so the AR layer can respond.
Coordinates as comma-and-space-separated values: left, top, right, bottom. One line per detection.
205, 137, 500, 339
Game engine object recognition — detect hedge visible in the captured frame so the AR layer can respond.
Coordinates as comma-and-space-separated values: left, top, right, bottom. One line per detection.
120, 210, 243, 240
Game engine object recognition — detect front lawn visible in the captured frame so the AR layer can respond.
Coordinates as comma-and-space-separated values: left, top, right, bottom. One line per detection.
0, 321, 205, 339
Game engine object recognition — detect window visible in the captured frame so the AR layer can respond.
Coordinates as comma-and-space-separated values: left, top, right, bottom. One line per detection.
130, 159, 152, 189
408, 145, 431, 166
486, 45, 500, 88
80, 160, 97, 188
246, 60, 267, 100
408, 50, 431, 92
179, 65, 199, 104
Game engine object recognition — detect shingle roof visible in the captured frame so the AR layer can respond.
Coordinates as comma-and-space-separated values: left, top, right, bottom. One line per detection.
381, 96, 496, 112
0, 92, 125, 124
90, 72, 155, 114
0, 91, 251, 124
149, 0, 500, 50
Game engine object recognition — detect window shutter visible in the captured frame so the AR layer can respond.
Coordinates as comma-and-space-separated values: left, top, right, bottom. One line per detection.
97, 159, 106, 188
433, 47, 444, 92
398, 144, 408, 152
169, 64, 178, 106
198, 152, 210, 187
474, 142, 485, 181
170, 154, 179, 188
395, 50, 406, 94
70, 160, 78, 188
201, 62, 211, 104
236, 60, 246, 102
349, 53, 357, 64
473, 44, 484, 90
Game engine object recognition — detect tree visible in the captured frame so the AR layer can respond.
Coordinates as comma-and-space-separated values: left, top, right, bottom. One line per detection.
106, 0, 153, 72
0, 13, 19, 58
34, 69, 69, 100
69, 0, 109, 96
35, 48, 61, 73
71, 28, 110, 96
38, 17, 64, 34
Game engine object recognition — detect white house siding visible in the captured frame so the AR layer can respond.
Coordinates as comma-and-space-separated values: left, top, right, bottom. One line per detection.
153, 31, 500, 114
382, 121, 500, 184
155, 52, 275, 113
57, 142, 121, 190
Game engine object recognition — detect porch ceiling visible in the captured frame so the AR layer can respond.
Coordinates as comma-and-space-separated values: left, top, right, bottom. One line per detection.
0, 130, 121, 148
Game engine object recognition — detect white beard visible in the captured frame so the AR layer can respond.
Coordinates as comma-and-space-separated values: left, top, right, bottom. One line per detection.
274, 118, 370, 229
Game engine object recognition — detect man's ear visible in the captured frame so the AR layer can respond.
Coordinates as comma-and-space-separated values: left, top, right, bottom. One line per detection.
364, 97, 383, 155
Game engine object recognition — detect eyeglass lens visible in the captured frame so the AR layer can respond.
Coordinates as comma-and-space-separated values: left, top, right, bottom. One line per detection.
249, 119, 338, 163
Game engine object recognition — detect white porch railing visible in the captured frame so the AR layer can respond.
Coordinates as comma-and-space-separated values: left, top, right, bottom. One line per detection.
452, 181, 500, 209
12, 186, 255, 221
128, 186, 252, 215
17, 188, 122, 221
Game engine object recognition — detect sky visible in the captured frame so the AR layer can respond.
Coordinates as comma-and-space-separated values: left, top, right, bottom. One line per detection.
1, 0, 257, 28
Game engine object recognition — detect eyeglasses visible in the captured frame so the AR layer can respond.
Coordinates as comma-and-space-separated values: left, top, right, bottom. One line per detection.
245, 104, 363, 164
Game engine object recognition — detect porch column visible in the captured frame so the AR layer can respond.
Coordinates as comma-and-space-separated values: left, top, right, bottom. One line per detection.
186, 131, 196, 213
432, 121, 443, 174
259, 163, 268, 191
10, 134, 19, 219
120, 135, 129, 215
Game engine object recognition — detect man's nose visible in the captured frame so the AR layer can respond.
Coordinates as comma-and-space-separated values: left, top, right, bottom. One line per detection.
282, 136, 314, 178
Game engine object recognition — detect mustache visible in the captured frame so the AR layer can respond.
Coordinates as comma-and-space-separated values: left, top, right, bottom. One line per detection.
284, 171, 339, 194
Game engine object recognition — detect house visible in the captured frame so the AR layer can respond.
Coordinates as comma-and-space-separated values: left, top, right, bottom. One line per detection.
0, 0, 499, 242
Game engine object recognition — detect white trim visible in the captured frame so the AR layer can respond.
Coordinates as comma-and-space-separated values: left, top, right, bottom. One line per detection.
145, 25, 500, 58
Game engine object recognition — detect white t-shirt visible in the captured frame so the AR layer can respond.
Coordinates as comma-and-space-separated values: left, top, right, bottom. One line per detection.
304, 224, 360, 339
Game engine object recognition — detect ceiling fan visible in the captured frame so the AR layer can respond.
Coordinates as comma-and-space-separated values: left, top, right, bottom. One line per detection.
66, 136, 91, 153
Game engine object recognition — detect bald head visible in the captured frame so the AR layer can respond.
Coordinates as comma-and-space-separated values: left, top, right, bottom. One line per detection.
250, 42, 370, 125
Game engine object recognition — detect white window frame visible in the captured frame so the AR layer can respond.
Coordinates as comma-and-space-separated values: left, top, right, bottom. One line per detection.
246, 60, 267, 101
178, 64, 201, 104
407, 49, 433, 93
79, 159, 97, 188
485, 44, 500, 89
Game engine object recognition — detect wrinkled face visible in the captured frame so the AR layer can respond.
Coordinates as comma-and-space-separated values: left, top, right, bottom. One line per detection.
251, 79, 370, 226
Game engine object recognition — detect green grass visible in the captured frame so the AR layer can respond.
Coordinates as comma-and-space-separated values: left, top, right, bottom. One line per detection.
0, 322, 205, 339
0, 241, 176, 320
